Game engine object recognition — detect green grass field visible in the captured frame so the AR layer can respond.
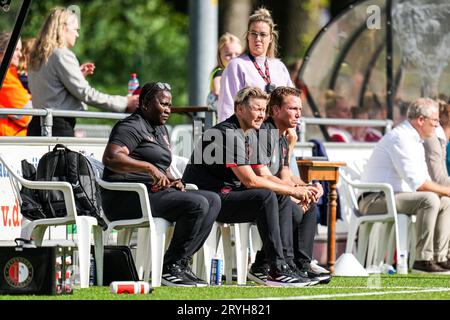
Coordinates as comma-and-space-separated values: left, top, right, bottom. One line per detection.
1, 274, 450, 300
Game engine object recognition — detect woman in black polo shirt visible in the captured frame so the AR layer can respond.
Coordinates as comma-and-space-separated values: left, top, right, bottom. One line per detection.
101, 82, 221, 287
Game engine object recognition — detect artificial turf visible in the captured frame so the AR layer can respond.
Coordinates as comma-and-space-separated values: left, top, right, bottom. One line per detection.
1, 274, 450, 300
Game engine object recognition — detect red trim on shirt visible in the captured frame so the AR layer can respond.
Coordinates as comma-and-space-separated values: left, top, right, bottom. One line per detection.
226, 163, 237, 168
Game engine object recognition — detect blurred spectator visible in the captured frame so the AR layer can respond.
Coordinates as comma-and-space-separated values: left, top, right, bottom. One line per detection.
0, 33, 32, 136
17, 37, 35, 93
288, 59, 303, 90
394, 98, 410, 126
206, 32, 242, 114
28, 7, 138, 137
351, 106, 368, 142
363, 91, 386, 120
324, 90, 353, 142
424, 99, 450, 185
351, 106, 382, 142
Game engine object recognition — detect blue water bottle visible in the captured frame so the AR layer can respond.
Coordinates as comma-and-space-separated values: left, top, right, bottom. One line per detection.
128, 73, 139, 96
210, 254, 223, 286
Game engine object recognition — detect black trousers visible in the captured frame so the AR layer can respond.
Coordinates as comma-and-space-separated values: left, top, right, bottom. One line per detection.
27, 116, 76, 137
216, 188, 291, 267
101, 187, 221, 265
254, 201, 317, 268
292, 203, 317, 267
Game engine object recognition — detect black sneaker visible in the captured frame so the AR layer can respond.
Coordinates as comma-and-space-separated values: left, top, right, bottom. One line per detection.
297, 260, 332, 284
161, 263, 198, 287
267, 264, 312, 287
307, 269, 331, 284
181, 260, 208, 287
289, 263, 320, 286
248, 263, 270, 285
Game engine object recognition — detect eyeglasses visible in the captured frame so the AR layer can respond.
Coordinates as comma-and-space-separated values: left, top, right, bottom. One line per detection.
249, 31, 270, 40
155, 82, 171, 91
422, 116, 440, 126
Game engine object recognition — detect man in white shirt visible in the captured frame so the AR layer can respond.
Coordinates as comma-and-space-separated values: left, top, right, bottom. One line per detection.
360, 98, 450, 273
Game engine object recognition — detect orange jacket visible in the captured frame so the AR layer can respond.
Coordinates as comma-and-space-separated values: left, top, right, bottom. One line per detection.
0, 66, 32, 136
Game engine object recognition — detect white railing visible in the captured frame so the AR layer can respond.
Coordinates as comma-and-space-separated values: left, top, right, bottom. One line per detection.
299, 117, 393, 143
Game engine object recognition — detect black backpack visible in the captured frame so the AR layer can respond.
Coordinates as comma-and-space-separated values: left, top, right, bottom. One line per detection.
20, 159, 46, 221
35, 144, 107, 229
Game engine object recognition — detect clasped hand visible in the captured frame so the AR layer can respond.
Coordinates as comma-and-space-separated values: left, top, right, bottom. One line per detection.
292, 183, 323, 212
150, 169, 185, 192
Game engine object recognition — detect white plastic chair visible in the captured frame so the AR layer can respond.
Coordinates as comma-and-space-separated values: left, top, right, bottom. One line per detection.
197, 221, 254, 285
96, 178, 172, 288
0, 154, 104, 288
97, 155, 200, 287
340, 165, 413, 272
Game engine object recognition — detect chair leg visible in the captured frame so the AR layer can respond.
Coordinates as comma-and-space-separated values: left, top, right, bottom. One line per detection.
367, 223, 385, 267
197, 222, 218, 284
151, 219, 171, 287
374, 222, 391, 266
165, 226, 174, 251
397, 214, 410, 255
357, 223, 373, 266
24, 224, 47, 246
345, 218, 360, 254
75, 216, 97, 288
192, 249, 203, 281
408, 222, 416, 269
93, 225, 104, 286
20, 219, 37, 241
220, 225, 233, 285
136, 228, 150, 281
249, 224, 262, 265
103, 227, 112, 245
386, 222, 396, 265
236, 223, 251, 285
117, 229, 133, 245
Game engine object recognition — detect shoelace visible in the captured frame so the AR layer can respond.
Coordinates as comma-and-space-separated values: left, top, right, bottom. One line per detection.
166, 264, 185, 277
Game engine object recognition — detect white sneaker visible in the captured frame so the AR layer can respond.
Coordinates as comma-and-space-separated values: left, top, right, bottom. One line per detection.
310, 260, 330, 274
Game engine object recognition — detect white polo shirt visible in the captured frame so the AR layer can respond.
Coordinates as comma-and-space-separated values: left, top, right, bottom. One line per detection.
361, 120, 431, 192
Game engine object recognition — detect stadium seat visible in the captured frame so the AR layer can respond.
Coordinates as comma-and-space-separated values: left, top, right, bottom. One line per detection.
96, 178, 173, 287
0, 154, 104, 288
97, 155, 200, 287
340, 164, 414, 273
196, 221, 255, 285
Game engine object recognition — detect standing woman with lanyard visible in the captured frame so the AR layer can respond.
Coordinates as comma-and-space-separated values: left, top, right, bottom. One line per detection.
217, 7, 293, 122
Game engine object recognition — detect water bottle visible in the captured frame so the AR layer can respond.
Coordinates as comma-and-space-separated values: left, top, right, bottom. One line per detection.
397, 250, 408, 275
89, 253, 96, 286
128, 73, 139, 96
210, 254, 223, 286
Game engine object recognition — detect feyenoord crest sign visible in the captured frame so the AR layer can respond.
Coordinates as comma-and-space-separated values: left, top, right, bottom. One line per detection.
3, 257, 34, 288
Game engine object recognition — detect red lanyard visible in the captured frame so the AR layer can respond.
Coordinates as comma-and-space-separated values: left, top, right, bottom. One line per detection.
248, 53, 271, 85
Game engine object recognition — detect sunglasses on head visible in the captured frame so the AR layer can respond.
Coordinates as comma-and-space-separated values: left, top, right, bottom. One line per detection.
155, 82, 171, 91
